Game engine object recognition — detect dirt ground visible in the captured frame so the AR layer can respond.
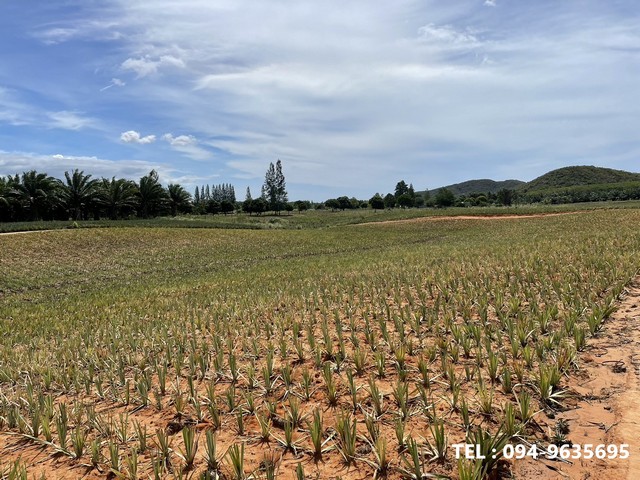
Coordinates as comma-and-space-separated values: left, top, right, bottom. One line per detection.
513, 277, 640, 479
357, 211, 586, 226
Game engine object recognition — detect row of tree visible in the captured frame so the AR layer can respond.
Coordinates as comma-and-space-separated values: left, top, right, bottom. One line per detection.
0, 169, 192, 222
0, 168, 505, 223
193, 184, 237, 215
0, 160, 292, 222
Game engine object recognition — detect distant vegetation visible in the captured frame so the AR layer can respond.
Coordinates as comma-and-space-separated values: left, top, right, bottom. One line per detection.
2, 164, 640, 226
422, 179, 525, 197
522, 166, 640, 192
423, 166, 640, 207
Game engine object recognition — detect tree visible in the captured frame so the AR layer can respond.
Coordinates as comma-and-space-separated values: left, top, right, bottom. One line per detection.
337, 196, 352, 210
243, 187, 253, 214
383, 193, 396, 209
138, 170, 169, 218
0, 176, 15, 221
434, 188, 455, 207
324, 198, 340, 211
167, 184, 192, 216
220, 200, 235, 214
369, 193, 384, 210
206, 199, 220, 214
394, 180, 409, 198
11, 170, 61, 220
294, 200, 310, 212
98, 177, 138, 220
397, 193, 414, 208
251, 197, 267, 215
61, 169, 98, 220
496, 188, 514, 206
262, 160, 288, 214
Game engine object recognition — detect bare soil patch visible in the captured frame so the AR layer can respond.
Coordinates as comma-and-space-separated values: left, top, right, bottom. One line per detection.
514, 277, 640, 479
357, 211, 586, 226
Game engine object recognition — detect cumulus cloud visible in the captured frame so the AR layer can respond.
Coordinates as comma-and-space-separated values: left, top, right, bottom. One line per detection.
120, 130, 156, 144
162, 133, 210, 160
121, 55, 185, 78
162, 133, 197, 146
484, 0, 497, 7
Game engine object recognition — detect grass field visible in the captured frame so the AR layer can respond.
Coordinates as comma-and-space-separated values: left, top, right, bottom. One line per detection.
1, 209, 640, 479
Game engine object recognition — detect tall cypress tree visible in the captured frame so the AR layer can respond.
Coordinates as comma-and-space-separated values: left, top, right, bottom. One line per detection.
262, 162, 276, 211
275, 160, 287, 208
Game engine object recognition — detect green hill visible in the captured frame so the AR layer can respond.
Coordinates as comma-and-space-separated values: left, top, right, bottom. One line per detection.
424, 179, 524, 196
521, 166, 640, 193
422, 166, 640, 205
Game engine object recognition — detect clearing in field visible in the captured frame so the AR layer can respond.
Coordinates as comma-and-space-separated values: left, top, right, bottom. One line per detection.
1, 209, 640, 479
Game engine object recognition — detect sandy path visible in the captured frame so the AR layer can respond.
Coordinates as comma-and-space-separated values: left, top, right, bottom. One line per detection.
515, 277, 640, 479
0, 229, 56, 236
355, 211, 586, 226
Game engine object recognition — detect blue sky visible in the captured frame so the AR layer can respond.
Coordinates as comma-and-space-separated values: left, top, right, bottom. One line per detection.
0, 1, 638, 200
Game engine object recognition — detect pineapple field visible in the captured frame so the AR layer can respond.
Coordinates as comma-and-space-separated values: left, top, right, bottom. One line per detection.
1, 209, 639, 479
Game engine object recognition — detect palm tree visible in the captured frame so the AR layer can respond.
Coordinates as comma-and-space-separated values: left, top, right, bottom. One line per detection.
10, 170, 61, 220
0, 176, 14, 221
137, 170, 168, 218
98, 177, 139, 220
60, 169, 98, 220
167, 184, 192, 216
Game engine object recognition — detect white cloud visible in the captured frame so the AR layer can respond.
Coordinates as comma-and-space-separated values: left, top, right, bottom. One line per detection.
36, 27, 78, 45
162, 133, 210, 160
7, 1, 640, 198
417, 24, 481, 49
32, 20, 123, 45
121, 55, 185, 78
47, 111, 97, 130
120, 130, 156, 144
162, 133, 197, 146
0, 150, 189, 186
100, 78, 126, 91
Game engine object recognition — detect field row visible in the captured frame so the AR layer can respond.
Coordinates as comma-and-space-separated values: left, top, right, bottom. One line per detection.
1, 210, 639, 479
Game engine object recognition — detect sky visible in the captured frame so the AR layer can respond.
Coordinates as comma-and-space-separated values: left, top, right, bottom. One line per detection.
0, 1, 638, 201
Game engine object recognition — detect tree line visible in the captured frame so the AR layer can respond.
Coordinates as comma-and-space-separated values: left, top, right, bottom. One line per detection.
5, 159, 631, 224
0, 160, 292, 223
0, 169, 194, 222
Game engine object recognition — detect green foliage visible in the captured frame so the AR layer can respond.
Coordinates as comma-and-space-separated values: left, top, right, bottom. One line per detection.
99, 177, 139, 219
262, 160, 288, 213
434, 188, 455, 207
137, 170, 169, 218
421, 178, 524, 197
167, 184, 192, 216
524, 165, 640, 191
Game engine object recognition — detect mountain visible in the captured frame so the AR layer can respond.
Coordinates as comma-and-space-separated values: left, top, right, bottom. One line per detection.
423, 179, 525, 196
520, 166, 640, 193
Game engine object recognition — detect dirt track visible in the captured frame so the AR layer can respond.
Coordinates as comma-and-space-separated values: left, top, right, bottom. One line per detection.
355, 211, 586, 226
